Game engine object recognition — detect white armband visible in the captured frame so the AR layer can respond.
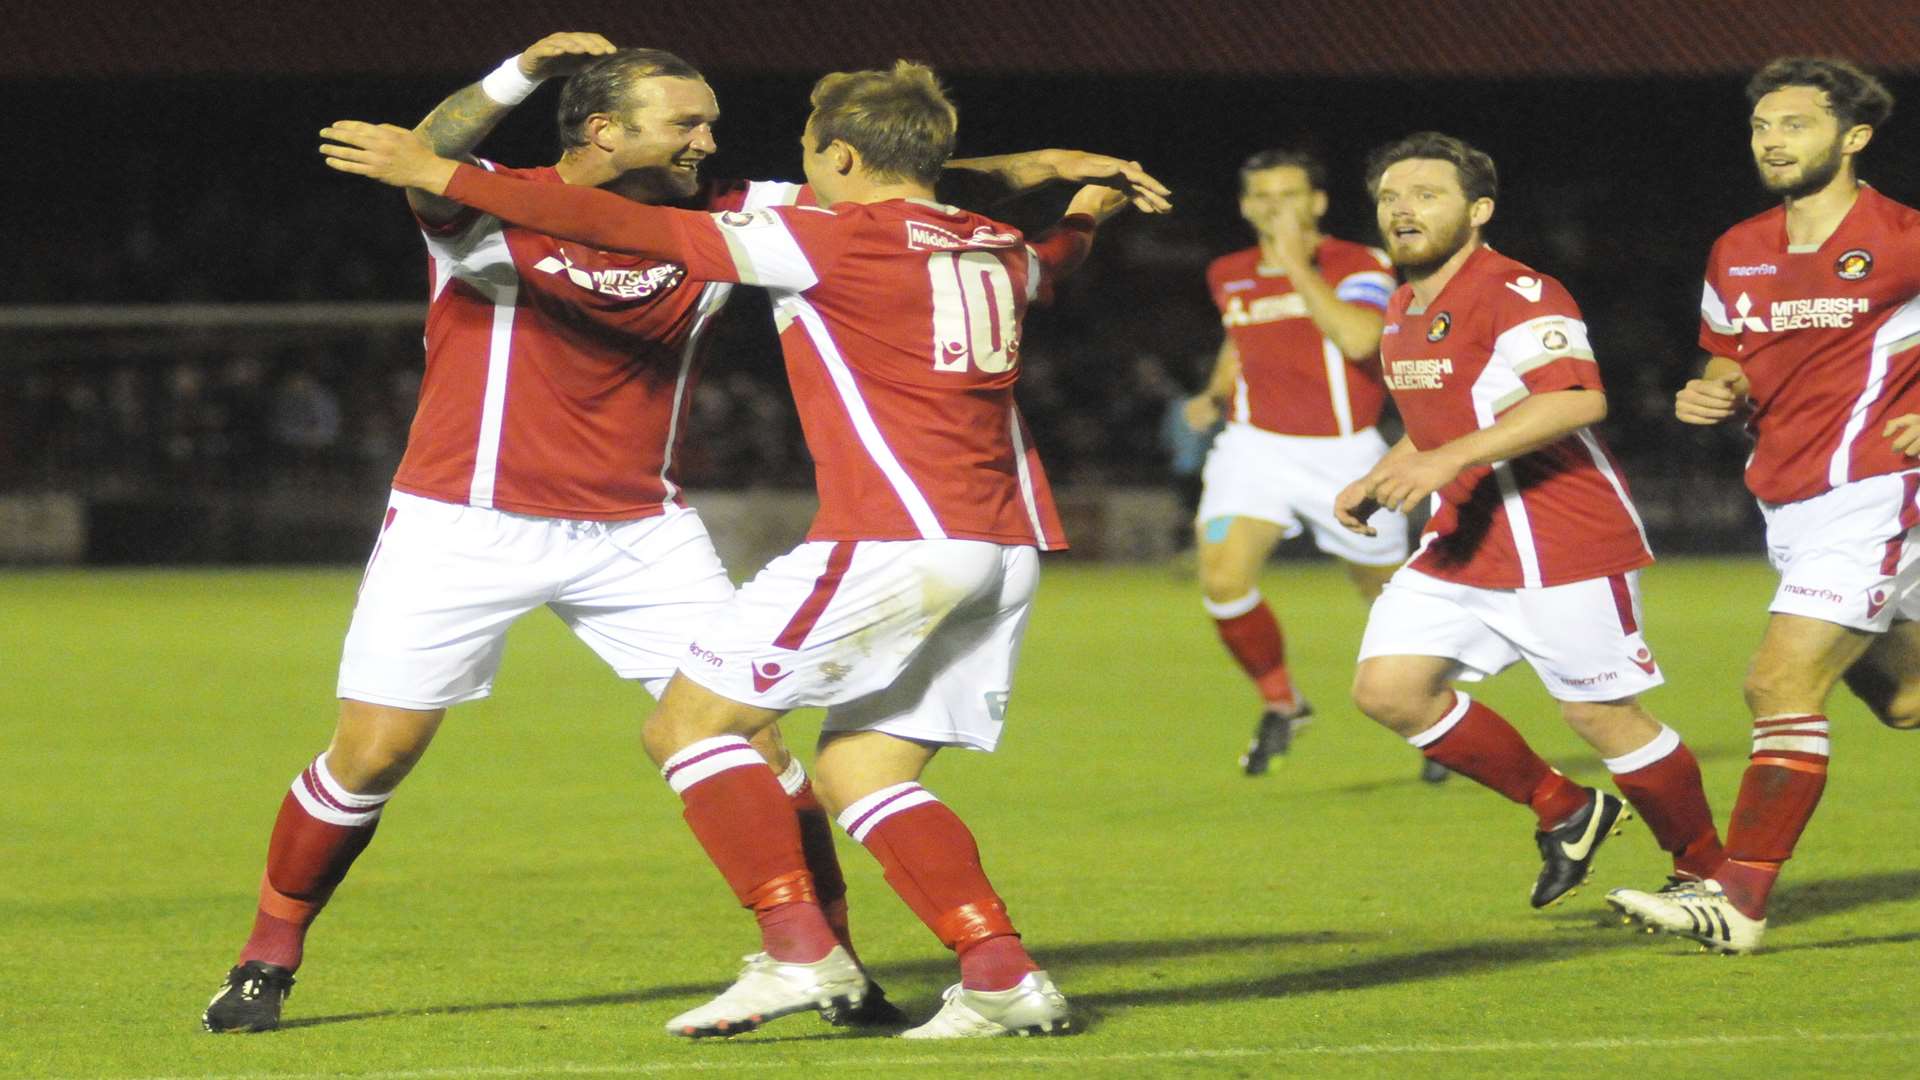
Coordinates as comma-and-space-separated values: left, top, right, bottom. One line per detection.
479, 54, 543, 106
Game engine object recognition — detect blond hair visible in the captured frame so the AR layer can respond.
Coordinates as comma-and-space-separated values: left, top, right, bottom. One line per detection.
807, 60, 957, 184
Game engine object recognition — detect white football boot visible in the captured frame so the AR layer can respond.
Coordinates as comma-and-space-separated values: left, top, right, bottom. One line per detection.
900, 971, 1073, 1039
665, 946, 866, 1037
1606, 878, 1766, 954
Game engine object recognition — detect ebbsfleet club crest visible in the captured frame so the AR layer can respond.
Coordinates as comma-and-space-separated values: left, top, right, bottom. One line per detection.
1836, 248, 1873, 280
1426, 312, 1452, 342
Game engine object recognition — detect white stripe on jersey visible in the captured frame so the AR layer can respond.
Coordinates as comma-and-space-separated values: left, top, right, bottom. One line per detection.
658, 281, 729, 506
1232, 372, 1251, 425
1022, 246, 1043, 303
470, 285, 518, 508
780, 292, 947, 538
715, 207, 819, 290
1700, 280, 1736, 337
1575, 427, 1652, 555
652, 181, 804, 504
1471, 333, 1543, 587
419, 167, 523, 509
1008, 405, 1047, 542
1322, 337, 1354, 436
743, 181, 805, 211
1829, 292, 1920, 488
1492, 314, 1597, 375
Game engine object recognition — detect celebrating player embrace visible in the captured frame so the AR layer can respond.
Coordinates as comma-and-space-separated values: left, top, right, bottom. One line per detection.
321, 60, 1160, 1038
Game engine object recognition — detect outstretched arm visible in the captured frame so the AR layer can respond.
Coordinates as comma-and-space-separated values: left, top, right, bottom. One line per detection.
1024, 183, 1133, 292
322, 122, 696, 264
407, 33, 618, 224
943, 150, 1172, 214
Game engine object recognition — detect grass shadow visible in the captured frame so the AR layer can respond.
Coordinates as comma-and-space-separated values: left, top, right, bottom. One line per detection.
277, 929, 1370, 1033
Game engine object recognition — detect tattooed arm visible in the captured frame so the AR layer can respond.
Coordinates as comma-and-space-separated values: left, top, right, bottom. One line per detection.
407, 32, 617, 223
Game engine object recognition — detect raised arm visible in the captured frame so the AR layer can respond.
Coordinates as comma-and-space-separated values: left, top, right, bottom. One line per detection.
943, 150, 1172, 214
1023, 182, 1134, 296
1259, 211, 1385, 360
322, 122, 700, 266
407, 33, 618, 224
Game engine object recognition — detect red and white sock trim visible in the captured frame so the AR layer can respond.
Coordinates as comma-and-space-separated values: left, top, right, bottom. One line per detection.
661, 736, 766, 795
836, 782, 940, 843
1408, 691, 1473, 749
775, 755, 808, 797
1752, 714, 1830, 757
1202, 588, 1263, 620
1602, 724, 1682, 774
289, 752, 389, 827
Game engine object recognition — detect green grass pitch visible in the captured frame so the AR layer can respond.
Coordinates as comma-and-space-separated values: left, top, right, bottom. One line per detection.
4, 558, 1918, 1077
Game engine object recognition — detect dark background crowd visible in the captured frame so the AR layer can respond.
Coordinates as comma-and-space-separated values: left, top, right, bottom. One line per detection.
5, 2, 1919, 561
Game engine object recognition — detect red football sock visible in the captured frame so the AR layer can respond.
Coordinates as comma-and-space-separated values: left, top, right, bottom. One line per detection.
1206, 590, 1297, 707
1719, 715, 1830, 918
1412, 693, 1589, 828
238, 754, 388, 972
838, 783, 1037, 991
663, 737, 837, 963
785, 767, 858, 963
1605, 727, 1724, 880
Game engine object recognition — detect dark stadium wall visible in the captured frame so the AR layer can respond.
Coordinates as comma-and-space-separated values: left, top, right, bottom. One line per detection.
11, 0, 1920, 78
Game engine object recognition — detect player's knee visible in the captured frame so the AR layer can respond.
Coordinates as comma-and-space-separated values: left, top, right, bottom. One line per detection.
1351, 667, 1432, 736
1741, 665, 1820, 718
325, 738, 424, 794
1196, 561, 1254, 604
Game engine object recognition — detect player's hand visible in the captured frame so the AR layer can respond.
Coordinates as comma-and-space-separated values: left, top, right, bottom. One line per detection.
519, 32, 618, 79
1674, 372, 1746, 425
321, 121, 460, 194
1886, 414, 1920, 457
1334, 478, 1383, 536
1066, 182, 1133, 223
1183, 394, 1222, 432
1365, 448, 1462, 514
1264, 206, 1315, 270
1046, 151, 1173, 214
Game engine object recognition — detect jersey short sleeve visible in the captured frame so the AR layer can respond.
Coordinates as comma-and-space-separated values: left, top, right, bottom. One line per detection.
683, 206, 829, 292
1697, 236, 1744, 358
1489, 276, 1604, 397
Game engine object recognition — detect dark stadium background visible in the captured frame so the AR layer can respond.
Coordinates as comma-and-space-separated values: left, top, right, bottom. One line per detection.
6, 0, 1920, 562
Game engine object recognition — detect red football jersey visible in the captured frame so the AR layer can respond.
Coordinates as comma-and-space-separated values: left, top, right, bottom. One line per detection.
1207, 238, 1396, 436
679, 198, 1070, 548
392, 164, 804, 520
1380, 246, 1652, 588
1699, 185, 1920, 504
436, 170, 1089, 548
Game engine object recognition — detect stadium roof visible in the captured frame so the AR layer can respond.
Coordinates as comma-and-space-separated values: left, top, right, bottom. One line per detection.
19, 0, 1920, 79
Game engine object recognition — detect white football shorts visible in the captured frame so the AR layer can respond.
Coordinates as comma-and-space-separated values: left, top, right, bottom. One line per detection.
1762, 469, 1920, 632
1196, 422, 1409, 566
337, 490, 734, 709
1358, 566, 1665, 702
676, 538, 1038, 752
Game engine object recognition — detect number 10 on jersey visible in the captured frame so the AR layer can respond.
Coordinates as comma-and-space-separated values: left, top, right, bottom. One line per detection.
929, 251, 1019, 374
